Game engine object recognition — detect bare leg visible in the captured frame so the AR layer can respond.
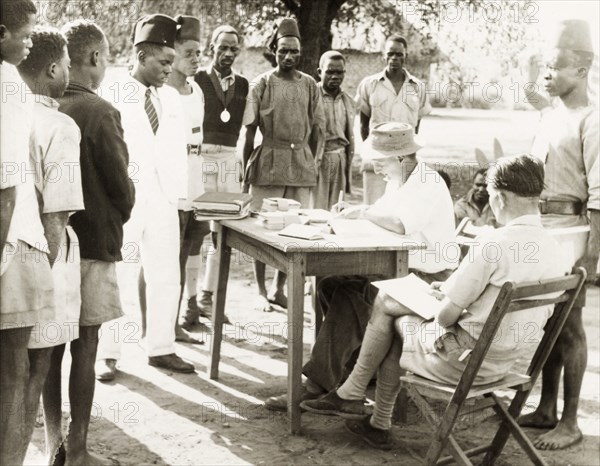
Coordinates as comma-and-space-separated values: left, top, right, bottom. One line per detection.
253, 260, 273, 312
268, 270, 288, 308
532, 308, 586, 450
21, 348, 54, 464
65, 325, 111, 465
43, 344, 66, 464
0, 327, 32, 466
175, 237, 203, 344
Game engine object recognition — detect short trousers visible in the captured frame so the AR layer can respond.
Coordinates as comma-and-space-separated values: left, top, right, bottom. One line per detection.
0, 240, 54, 329
79, 259, 124, 326
29, 227, 81, 348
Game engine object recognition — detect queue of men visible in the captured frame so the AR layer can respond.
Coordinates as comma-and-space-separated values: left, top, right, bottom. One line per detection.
0, 0, 598, 462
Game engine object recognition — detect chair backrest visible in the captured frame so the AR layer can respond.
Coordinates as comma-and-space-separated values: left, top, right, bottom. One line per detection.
448, 268, 586, 407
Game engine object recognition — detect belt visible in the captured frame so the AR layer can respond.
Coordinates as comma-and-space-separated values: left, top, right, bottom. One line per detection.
539, 199, 585, 215
261, 138, 308, 150
323, 147, 346, 155
187, 144, 201, 156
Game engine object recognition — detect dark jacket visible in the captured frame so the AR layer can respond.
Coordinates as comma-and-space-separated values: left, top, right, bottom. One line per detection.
58, 84, 135, 262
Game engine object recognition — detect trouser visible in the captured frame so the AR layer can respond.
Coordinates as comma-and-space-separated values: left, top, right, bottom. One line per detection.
201, 145, 241, 293
97, 186, 180, 358
302, 270, 454, 392
302, 275, 377, 392
311, 149, 346, 211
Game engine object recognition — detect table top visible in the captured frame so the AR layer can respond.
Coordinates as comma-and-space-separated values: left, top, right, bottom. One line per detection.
220, 217, 426, 253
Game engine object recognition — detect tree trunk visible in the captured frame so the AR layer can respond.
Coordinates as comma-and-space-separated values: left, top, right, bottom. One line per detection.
294, 0, 344, 78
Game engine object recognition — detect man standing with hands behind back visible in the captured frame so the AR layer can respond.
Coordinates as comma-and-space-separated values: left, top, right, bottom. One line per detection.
96, 14, 193, 377
183, 25, 248, 326
518, 19, 599, 451
356, 35, 431, 200
312, 50, 355, 211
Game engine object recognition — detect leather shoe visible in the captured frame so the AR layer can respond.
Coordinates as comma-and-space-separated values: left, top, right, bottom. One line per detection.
300, 390, 369, 419
265, 385, 323, 412
95, 359, 117, 382
345, 416, 393, 450
148, 353, 195, 373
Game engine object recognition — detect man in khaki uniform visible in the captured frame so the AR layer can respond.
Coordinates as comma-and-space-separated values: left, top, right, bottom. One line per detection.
518, 19, 599, 451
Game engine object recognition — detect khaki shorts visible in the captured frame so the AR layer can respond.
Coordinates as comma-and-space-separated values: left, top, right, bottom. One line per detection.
29, 227, 81, 348
0, 240, 54, 329
249, 185, 311, 212
80, 259, 124, 326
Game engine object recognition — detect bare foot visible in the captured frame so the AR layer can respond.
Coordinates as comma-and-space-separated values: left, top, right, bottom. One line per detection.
175, 327, 204, 345
254, 295, 274, 312
65, 450, 118, 466
267, 291, 288, 309
48, 443, 66, 466
533, 423, 583, 450
518, 410, 558, 429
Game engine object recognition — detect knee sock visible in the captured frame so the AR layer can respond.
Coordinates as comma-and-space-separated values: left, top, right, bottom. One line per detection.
337, 319, 394, 401
185, 254, 201, 298
370, 336, 403, 430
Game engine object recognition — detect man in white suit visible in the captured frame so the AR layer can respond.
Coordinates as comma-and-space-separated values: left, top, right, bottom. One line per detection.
96, 14, 194, 376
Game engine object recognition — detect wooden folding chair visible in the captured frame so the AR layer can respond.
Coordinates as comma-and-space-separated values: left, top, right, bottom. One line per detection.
400, 267, 586, 465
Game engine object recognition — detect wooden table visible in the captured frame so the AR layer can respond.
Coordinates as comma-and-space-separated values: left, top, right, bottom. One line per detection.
208, 217, 424, 434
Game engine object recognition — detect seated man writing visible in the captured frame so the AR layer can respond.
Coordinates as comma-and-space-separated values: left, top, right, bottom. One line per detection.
266, 122, 459, 410
301, 154, 572, 450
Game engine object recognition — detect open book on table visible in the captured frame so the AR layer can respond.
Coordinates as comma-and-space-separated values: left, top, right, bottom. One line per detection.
371, 273, 443, 321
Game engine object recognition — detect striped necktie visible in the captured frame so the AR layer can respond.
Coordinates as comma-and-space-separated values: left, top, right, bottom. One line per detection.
145, 88, 159, 134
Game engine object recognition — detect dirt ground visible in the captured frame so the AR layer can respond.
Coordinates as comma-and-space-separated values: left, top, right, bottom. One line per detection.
24, 108, 600, 465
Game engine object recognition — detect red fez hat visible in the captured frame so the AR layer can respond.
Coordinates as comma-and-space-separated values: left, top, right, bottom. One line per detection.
133, 14, 178, 48
175, 15, 201, 42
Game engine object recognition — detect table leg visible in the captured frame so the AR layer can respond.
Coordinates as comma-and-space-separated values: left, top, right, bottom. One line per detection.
311, 276, 323, 338
209, 223, 231, 380
287, 253, 305, 434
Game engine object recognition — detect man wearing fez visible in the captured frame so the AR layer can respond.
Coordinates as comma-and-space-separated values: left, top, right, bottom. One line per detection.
242, 17, 325, 312
312, 50, 356, 210
96, 14, 194, 376
138, 14, 207, 346
518, 19, 599, 450
182, 25, 248, 326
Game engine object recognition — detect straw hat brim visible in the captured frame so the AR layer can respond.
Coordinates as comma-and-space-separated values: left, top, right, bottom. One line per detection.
363, 137, 423, 160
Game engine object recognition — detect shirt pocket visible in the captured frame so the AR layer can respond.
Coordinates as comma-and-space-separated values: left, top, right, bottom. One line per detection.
405, 91, 421, 111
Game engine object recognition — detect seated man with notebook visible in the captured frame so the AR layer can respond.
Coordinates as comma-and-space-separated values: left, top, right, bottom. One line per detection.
301, 154, 572, 450
265, 122, 459, 411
